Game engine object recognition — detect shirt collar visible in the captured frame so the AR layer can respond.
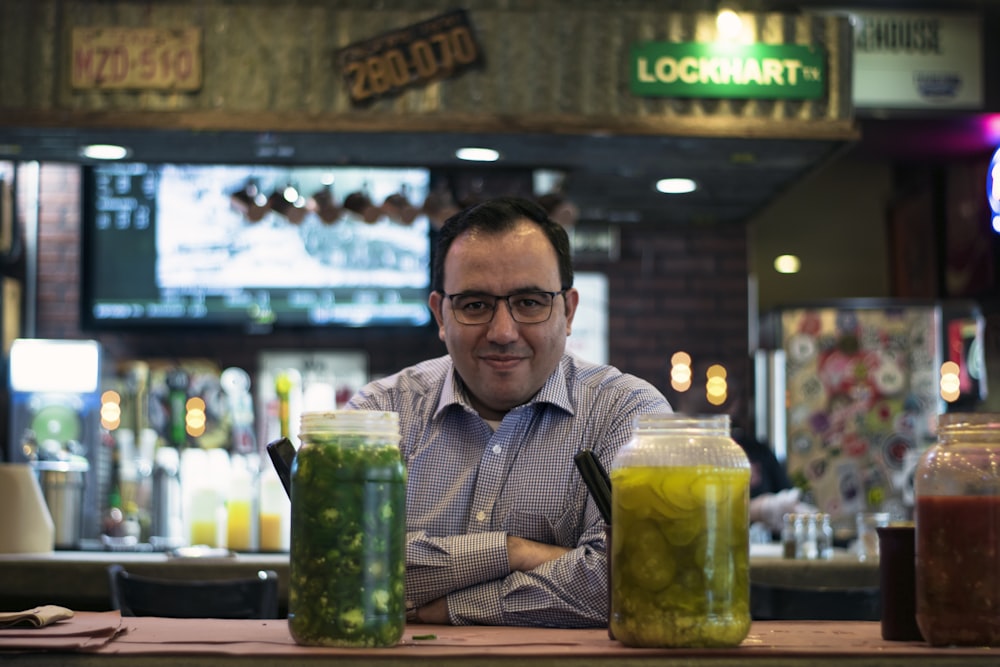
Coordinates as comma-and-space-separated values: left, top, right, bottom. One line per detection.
433, 355, 576, 419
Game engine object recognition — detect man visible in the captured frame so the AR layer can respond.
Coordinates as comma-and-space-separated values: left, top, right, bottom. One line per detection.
348, 197, 670, 627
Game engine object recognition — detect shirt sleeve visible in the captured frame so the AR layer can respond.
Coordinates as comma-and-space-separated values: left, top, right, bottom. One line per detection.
446, 520, 609, 627
404, 529, 509, 608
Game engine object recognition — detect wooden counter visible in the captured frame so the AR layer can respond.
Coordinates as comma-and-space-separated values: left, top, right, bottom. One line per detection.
2, 614, 997, 667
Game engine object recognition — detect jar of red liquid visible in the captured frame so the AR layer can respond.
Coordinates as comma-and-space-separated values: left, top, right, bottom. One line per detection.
914, 412, 1000, 646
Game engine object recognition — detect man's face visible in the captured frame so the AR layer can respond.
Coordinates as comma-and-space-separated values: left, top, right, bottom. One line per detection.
428, 219, 579, 420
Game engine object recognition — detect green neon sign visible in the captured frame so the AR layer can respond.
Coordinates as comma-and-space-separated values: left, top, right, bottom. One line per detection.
631, 42, 825, 100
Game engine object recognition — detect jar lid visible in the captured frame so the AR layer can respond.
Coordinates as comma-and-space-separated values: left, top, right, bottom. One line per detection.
634, 413, 730, 436
299, 410, 399, 436
614, 412, 747, 469
939, 412, 1000, 430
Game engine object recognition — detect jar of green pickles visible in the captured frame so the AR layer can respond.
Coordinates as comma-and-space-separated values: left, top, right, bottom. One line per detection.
609, 413, 751, 648
289, 411, 406, 648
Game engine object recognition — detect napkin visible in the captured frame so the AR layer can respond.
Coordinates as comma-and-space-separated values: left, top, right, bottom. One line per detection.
0, 610, 123, 652
0, 605, 75, 628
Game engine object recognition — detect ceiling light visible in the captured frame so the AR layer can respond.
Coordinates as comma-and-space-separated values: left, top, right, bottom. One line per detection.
79, 143, 131, 160
716, 8, 743, 40
656, 178, 697, 194
455, 147, 500, 162
773, 254, 801, 274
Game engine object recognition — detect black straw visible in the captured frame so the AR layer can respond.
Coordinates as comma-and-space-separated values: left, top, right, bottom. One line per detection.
574, 450, 612, 524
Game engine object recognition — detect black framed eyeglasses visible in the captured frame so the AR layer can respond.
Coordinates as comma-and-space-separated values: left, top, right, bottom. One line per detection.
444, 290, 567, 325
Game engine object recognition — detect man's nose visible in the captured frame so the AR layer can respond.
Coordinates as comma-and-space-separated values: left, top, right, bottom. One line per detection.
487, 299, 520, 340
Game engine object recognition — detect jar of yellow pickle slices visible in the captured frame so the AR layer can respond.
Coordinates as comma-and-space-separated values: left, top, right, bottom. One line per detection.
609, 413, 751, 648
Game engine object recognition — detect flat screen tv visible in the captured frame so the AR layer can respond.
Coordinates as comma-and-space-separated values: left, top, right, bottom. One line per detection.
81, 162, 434, 331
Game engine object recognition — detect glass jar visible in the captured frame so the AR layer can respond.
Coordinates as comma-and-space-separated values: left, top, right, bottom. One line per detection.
609, 413, 751, 648
288, 410, 406, 648
914, 412, 1000, 647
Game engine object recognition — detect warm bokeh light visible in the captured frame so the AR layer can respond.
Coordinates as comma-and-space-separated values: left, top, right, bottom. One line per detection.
940, 361, 961, 402
707, 391, 728, 406
706, 364, 727, 379
185, 397, 207, 437
670, 351, 693, 392
774, 254, 801, 274
100, 390, 122, 430
706, 365, 728, 406
671, 351, 692, 366
100, 403, 121, 431
716, 8, 743, 40
706, 376, 728, 396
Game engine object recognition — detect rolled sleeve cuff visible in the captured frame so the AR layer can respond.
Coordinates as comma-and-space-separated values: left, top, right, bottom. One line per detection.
447, 580, 505, 625
447, 530, 509, 591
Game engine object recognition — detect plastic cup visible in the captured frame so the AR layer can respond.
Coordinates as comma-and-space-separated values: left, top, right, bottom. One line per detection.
877, 524, 923, 641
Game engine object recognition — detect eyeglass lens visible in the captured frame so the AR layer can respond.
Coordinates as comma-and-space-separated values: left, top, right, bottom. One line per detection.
450, 292, 559, 324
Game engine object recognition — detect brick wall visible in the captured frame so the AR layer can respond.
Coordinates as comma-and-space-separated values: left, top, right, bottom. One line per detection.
34, 164, 752, 415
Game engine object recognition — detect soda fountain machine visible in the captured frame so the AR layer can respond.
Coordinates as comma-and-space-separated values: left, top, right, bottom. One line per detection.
7, 338, 103, 548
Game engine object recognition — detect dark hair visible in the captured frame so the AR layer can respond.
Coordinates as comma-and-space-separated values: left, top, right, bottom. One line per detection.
431, 196, 574, 293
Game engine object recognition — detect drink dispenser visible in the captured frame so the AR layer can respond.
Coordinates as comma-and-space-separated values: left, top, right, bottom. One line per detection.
7, 339, 103, 548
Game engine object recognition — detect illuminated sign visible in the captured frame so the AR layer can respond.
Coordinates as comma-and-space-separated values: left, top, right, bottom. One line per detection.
630, 42, 825, 100
848, 11, 982, 109
988, 147, 1000, 234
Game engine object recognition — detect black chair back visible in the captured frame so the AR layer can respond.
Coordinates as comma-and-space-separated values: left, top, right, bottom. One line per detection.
107, 564, 280, 619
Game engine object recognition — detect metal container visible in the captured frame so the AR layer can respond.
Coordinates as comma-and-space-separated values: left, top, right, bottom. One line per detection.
33, 459, 89, 549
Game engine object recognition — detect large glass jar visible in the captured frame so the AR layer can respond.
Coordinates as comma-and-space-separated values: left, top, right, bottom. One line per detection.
609, 413, 751, 648
289, 410, 406, 648
915, 412, 1000, 647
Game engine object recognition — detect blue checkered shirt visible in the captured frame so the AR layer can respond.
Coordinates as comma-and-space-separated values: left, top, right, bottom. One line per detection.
347, 353, 671, 627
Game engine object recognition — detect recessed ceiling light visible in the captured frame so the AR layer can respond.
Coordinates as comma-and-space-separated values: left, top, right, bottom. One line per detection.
656, 178, 697, 194
773, 254, 801, 274
455, 147, 500, 162
79, 143, 131, 160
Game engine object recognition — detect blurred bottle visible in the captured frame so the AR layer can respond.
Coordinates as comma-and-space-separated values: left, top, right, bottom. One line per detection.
150, 445, 184, 550
226, 453, 257, 551
258, 464, 290, 552
181, 448, 229, 548
115, 429, 142, 544
817, 513, 834, 560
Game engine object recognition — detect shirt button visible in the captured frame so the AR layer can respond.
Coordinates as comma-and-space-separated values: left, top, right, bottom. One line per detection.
476, 511, 486, 522
492, 444, 502, 454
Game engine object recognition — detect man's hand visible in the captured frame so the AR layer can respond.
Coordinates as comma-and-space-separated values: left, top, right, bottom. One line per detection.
412, 596, 449, 624
749, 487, 817, 533
506, 535, 571, 572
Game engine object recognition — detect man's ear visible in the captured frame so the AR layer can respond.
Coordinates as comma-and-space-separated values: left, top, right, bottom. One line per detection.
563, 287, 580, 335
428, 291, 447, 341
